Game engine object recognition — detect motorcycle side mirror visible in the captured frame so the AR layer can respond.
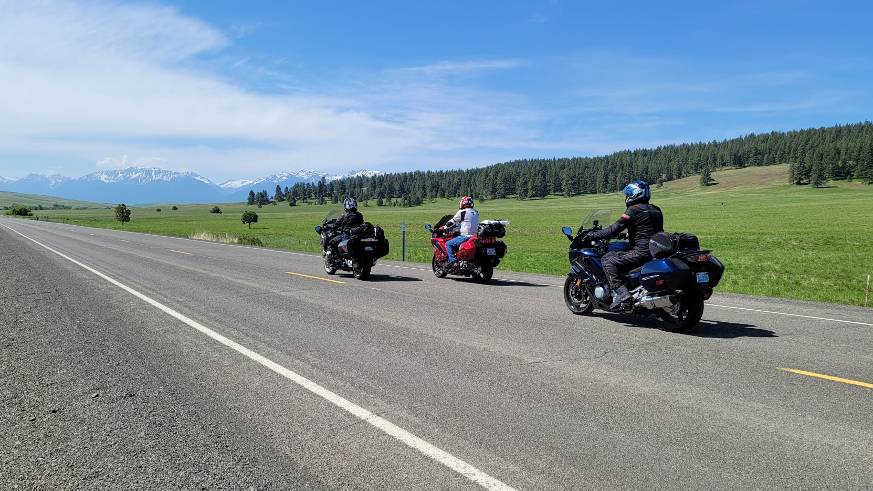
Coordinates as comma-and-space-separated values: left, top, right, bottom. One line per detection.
561, 226, 573, 240
592, 220, 599, 227
314, 225, 322, 233
424, 223, 432, 231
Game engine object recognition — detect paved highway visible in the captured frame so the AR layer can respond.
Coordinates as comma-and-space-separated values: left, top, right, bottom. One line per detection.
2, 217, 872, 489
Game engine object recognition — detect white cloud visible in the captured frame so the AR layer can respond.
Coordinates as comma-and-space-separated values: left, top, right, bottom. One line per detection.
0, 1, 560, 180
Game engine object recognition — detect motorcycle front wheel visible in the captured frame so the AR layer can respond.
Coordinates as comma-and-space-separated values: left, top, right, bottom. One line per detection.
323, 255, 337, 275
432, 256, 447, 278
658, 291, 704, 332
564, 276, 594, 315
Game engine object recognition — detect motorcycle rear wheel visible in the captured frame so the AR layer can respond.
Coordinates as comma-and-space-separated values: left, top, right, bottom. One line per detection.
564, 276, 594, 315
658, 291, 704, 332
432, 256, 447, 278
474, 263, 493, 284
352, 261, 371, 280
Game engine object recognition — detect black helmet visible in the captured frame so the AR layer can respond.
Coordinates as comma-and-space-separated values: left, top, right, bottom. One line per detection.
343, 196, 358, 211
623, 179, 651, 206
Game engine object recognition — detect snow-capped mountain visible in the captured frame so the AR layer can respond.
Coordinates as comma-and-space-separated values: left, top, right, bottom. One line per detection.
0, 167, 220, 204
220, 169, 383, 201
2, 174, 73, 195
0, 167, 384, 204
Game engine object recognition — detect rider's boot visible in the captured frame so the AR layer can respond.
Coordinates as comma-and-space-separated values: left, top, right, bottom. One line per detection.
609, 286, 631, 311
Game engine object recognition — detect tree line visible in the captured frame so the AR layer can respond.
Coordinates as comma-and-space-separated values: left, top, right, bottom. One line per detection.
248, 122, 873, 206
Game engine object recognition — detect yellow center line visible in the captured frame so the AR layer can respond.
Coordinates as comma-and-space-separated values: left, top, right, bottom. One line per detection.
780, 368, 873, 390
169, 249, 192, 255
286, 272, 345, 284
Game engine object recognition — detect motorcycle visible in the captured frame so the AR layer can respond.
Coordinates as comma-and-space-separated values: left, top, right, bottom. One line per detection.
315, 212, 389, 280
424, 216, 508, 284
561, 210, 724, 332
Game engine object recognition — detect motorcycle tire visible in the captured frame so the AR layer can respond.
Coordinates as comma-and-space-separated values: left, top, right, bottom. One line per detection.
353, 261, 371, 280
474, 263, 493, 284
564, 276, 594, 315
323, 255, 337, 275
658, 291, 704, 332
432, 256, 447, 278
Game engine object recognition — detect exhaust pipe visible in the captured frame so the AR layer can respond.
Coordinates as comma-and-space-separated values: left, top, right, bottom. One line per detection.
637, 294, 677, 310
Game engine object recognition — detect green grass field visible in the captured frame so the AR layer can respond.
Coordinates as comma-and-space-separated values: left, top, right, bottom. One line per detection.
0, 191, 105, 209
25, 165, 873, 307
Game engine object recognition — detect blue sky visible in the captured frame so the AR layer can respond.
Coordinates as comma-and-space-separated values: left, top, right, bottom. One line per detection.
1, 0, 872, 181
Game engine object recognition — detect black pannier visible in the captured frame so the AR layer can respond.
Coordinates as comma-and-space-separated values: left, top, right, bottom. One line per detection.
477, 221, 506, 238
350, 223, 375, 238
649, 232, 701, 258
649, 232, 675, 259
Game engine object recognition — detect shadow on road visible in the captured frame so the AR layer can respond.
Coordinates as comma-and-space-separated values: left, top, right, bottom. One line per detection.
687, 318, 777, 338
448, 277, 548, 287
593, 312, 777, 338
363, 274, 423, 282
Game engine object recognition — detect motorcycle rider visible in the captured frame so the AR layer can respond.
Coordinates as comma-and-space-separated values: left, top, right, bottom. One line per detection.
328, 196, 364, 255
443, 196, 480, 265
587, 180, 663, 310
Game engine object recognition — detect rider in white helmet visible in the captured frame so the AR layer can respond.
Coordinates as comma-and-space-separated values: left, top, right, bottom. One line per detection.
444, 196, 480, 264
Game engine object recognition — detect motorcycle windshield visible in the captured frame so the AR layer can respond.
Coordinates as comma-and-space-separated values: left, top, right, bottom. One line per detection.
323, 210, 343, 224
578, 209, 613, 232
433, 214, 454, 229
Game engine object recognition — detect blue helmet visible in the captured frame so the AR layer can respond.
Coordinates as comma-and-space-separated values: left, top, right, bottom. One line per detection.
623, 179, 651, 206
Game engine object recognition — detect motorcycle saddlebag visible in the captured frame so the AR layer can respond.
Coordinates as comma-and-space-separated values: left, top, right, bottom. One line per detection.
338, 238, 353, 255
479, 240, 506, 259
359, 237, 389, 259
457, 240, 477, 261
640, 258, 692, 293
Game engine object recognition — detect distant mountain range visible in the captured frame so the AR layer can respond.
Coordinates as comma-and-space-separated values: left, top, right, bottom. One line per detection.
0, 167, 383, 204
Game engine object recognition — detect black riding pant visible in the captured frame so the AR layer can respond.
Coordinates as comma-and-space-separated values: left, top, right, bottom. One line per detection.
601, 250, 648, 289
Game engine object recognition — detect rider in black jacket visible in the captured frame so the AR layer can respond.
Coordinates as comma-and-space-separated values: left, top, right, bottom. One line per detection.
587, 180, 663, 309
329, 196, 364, 253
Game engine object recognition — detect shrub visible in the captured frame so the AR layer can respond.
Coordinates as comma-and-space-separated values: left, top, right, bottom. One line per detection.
6, 205, 32, 216
241, 210, 258, 228
210, 206, 222, 214
171, 205, 178, 211
156, 208, 162, 212
237, 234, 264, 247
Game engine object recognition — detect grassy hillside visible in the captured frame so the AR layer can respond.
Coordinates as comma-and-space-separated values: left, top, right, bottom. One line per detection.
26, 165, 873, 306
0, 191, 105, 209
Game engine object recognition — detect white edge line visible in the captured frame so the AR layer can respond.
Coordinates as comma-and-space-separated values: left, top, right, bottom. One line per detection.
709, 304, 872, 327
0, 222, 514, 491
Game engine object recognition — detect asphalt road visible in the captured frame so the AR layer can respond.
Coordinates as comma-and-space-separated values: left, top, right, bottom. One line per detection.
2, 217, 872, 489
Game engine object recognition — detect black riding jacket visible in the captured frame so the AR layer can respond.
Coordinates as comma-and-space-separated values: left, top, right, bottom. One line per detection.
588, 203, 664, 254
335, 209, 364, 232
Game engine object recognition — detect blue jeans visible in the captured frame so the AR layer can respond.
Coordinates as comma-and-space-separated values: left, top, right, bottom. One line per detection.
446, 235, 470, 263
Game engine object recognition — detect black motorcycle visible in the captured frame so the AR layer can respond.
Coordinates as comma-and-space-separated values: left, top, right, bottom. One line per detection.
561, 210, 724, 332
315, 213, 389, 280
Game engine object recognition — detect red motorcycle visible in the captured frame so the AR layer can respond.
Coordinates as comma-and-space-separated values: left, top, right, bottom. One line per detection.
425, 216, 508, 283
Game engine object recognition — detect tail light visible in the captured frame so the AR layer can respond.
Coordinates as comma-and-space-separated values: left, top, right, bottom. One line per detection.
694, 254, 710, 263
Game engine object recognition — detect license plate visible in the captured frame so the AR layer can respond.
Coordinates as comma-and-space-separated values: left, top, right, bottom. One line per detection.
696, 272, 709, 284
486, 247, 496, 256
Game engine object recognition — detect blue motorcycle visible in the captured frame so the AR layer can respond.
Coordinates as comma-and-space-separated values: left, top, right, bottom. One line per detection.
561, 210, 724, 332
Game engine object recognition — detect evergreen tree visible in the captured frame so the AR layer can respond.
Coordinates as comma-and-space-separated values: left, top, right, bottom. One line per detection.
274, 184, 284, 202
699, 166, 714, 186
809, 160, 825, 187
247, 190, 255, 205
